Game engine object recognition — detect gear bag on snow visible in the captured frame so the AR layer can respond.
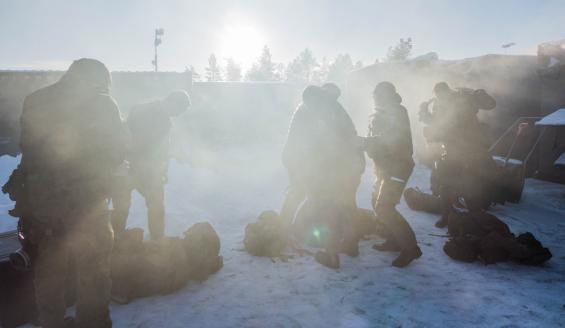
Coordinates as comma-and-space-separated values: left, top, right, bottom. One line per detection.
244, 211, 287, 258
111, 222, 223, 303
403, 187, 442, 214
443, 211, 551, 265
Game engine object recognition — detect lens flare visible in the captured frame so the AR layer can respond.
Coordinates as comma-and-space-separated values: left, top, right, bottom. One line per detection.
312, 228, 321, 241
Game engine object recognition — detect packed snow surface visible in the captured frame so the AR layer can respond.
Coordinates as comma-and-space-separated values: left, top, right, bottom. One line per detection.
1, 148, 564, 328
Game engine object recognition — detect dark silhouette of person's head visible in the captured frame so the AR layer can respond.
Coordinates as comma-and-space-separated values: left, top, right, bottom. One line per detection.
61, 58, 111, 93
162, 90, 191, 117
433, 82, 454, 100
322, 82, 341, 101
373, 81, 401, 107
302, 85, 328, 111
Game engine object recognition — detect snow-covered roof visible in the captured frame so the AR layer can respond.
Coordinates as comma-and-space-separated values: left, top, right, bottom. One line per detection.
536, 108, 565, 126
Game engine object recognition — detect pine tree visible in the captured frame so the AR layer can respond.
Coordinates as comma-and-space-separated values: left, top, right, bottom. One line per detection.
274, 63, 286, 81
205, 54, 222, 81
386, 38, 413, 62
225, 58, 242, 81
245, 45, 278, 81
311, 56, 329, 83
327, 54, 354, 83
285, 48, 318, 83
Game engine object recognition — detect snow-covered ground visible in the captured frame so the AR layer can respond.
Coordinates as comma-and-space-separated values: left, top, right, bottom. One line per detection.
0, 154, 19, 232
1, 148, 565, 328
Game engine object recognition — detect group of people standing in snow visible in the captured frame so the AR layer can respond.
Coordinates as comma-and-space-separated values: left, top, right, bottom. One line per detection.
2, 57, 498, 327
3, 58, 190, 328
278, 79, 498, 270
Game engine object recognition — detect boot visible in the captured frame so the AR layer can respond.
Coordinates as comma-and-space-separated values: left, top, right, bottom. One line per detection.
373, 239, 401, 252
392, 246, 422, 267
315, 251, 340, 269
382, 208, 419, 252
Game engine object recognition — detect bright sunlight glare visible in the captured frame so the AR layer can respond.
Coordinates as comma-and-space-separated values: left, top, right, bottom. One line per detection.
218, 15, 266, 70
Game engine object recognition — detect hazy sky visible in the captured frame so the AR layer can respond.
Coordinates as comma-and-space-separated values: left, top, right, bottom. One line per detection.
1, 0, 564, 72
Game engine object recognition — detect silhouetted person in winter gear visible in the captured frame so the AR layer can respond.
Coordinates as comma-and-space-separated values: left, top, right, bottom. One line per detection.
281, 84, 364, 226
364, 81, 421, 267
282, 85, 363, 268
419, 82, 457, 196
321, 82, 366, 212
420, 82, 496, 228
19, 58, 126, 328
111, 90, 190, 240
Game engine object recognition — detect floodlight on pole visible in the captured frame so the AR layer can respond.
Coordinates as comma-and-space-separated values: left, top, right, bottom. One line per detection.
501, 42, 516, 55
152, 28, 165, 72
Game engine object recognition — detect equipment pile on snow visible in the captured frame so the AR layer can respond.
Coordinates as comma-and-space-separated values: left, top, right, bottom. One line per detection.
111, 222, 223, 304
443, 210, 552, 265
244, 211, 287, 258
403, 187, 442, 214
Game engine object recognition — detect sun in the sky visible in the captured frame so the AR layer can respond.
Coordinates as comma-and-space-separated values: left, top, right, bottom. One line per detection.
218, 13, 266, 69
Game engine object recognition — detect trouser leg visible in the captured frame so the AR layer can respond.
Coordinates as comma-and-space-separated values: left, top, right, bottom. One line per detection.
439, 184, 454, 215
280, 183, 306, 225
110, 179, 132, 236
111, 208, 129, 236
372, 176, 393, 240
430, 161, 441, 196
131, 165, 167, 240
344, 171, 361, 210
385, 208, 418, 251
436, 156, 460, 227
73, 211, 114, 328
33, 232, 69, 328
313, 199, 344, 269
371, 171, 383, 216
141, 182, 165, 240
462, 167, 492, 211
338, 174, 363, 256
325, 208, 343, 257
374, 176, 418, 251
